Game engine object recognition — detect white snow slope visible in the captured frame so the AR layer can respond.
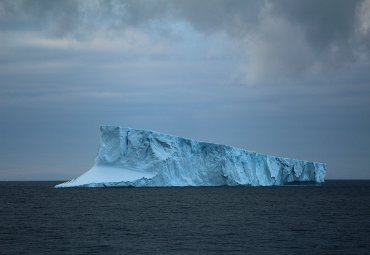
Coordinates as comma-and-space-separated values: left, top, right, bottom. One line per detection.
56, 126, 327, 188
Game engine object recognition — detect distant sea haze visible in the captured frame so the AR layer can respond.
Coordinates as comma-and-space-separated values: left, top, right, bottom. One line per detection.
1, 181, 369, 254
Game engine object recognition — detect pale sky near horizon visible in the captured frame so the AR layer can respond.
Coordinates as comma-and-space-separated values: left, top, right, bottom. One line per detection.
1, 0, 370, 180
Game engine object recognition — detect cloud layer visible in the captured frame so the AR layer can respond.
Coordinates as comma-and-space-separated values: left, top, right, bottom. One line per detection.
0, 0, 370, 179
1, 0, 369, 82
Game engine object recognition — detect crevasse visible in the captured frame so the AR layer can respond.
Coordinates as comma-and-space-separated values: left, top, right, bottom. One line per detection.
55, 126, 327, 188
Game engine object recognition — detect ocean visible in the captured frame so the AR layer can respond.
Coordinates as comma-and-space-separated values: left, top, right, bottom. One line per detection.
0, 181, 369, 254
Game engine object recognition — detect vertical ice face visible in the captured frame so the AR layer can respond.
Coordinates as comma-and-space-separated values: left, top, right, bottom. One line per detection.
55, 126, 327, 188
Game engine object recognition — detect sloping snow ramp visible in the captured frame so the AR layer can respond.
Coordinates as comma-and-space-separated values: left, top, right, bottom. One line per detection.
55, 126, 327, 188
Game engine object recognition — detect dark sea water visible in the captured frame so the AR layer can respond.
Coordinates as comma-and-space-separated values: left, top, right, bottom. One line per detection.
0, 181, 369, 255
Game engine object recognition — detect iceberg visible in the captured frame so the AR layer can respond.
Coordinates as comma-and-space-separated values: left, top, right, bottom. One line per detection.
55, 126, 327, 188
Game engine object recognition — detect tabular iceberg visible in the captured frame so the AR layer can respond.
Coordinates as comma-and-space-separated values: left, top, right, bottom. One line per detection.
55, 126, 327, 188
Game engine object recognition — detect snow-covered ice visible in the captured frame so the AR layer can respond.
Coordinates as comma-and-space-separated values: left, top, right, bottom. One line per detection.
55, 126, 327, 188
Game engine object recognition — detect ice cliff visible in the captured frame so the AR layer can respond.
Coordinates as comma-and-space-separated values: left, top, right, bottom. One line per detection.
55, 126, 327, 188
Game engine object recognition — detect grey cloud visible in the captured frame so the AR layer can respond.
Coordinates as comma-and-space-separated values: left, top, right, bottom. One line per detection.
1, 0, 368, 82
272, 0, 361, 51
0, 0, 170, 38
168, 0, 263, 35
0, 0, 80, 34
1, 0, 364, 43
0, 0, 261, 37
166, 0, 369, 82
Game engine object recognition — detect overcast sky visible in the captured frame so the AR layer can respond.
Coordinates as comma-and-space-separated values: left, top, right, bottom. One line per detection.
1, 0, 370, 180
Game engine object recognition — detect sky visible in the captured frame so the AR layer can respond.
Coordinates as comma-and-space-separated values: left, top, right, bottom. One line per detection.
0, 0, 370, 180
